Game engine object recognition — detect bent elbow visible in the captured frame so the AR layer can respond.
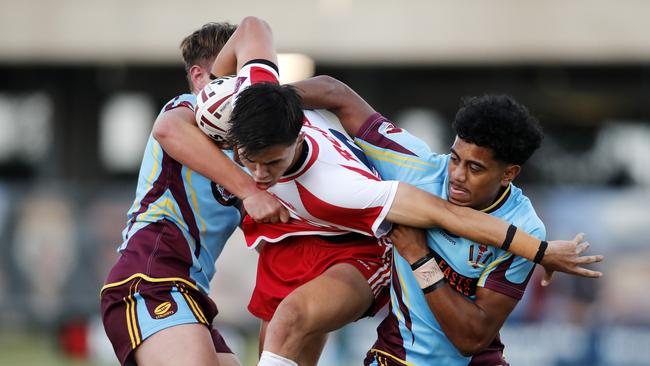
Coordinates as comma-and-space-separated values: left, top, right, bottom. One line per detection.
152, 118, 174, 143
455, 338, 490, 357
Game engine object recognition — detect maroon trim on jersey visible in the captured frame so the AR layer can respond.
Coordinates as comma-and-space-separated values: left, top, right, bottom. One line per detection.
355, 112, 417, 156
279, 134, 319, 183
296, 181, 383, 236
469, 333, 508, 366
125, 152, 171, 238
370, 263, 410, 362
483, 255, 535, 300
163, 96, 194, 113
105, 220, 194, 284
165, 154, 203, 258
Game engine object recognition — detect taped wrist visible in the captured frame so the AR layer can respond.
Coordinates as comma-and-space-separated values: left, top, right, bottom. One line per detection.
410, 251, 445, 293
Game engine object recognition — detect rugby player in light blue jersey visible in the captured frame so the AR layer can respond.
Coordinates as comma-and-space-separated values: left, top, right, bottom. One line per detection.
100, 23, 288, 366
295, 76, 603, 366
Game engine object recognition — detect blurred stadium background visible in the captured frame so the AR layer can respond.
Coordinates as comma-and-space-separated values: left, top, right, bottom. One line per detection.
0, 1, 649, 365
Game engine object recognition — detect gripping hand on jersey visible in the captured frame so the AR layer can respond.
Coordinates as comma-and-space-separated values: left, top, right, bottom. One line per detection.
540, 233, 603, 286
243, 190, 290, 224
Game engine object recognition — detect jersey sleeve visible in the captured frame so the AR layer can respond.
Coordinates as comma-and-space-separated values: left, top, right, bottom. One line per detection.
477, 223, 546, 300
232, 59, 280, 105
354, 113, 446, 185
160, 94, 196, 114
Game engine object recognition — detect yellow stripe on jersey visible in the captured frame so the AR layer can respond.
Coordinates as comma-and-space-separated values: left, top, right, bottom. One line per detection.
100, 273, 199, 295
478, 252, 513, 285
356, 140, 436, 167
481, 184, 510, 213
185, 168, 206, 236
133, 142, 162, 220
370, 348, 416, 366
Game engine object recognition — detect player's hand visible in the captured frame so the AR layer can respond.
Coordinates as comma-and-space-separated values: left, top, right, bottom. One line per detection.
540, 233, 603, 286
389, 225, 430, 264
242, 190, 290, 224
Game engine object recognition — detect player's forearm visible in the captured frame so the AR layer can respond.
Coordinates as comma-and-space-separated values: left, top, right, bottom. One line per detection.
293, 75, 375, 137
152, 113, 259, 199
422, 286, 498, 356
388, 183, 540, 261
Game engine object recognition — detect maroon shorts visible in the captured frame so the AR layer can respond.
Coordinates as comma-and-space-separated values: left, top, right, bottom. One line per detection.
100, 277, 232, 365
248, 234, 392, 321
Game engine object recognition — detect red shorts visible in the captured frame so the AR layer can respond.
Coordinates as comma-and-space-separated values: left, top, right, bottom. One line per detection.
248, 234, 392, 321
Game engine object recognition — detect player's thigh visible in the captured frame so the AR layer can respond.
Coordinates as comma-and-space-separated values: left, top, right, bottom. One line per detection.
279, 262, 374, 333
134, 323, 219, 366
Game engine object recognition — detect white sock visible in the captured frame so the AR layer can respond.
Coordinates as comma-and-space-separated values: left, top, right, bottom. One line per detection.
258, 350, 298, 366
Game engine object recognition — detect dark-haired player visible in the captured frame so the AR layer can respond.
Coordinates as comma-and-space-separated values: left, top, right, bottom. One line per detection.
210, 17, 602, 366
354, 94, 550, 365
100, 22, 288, 366
296, 76, 594, 365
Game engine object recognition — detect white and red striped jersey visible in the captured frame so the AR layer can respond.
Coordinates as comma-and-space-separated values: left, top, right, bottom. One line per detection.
234, 60, 399, 248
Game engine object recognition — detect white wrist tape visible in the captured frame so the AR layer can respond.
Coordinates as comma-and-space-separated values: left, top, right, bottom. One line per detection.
412, 257, 445, 290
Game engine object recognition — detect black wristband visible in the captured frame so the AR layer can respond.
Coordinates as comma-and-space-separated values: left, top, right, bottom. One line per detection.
410, 250, 435, 270
501, 224, 517, 252
533, 240, 548, 264
422, 278, 446, 294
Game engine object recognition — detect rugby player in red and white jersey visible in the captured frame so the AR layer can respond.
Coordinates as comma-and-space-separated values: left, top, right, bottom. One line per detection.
205, 17, 603, 366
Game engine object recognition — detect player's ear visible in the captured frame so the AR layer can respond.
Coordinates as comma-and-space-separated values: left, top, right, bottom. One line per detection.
189, 65, 206, 90
502, 164, 521, 186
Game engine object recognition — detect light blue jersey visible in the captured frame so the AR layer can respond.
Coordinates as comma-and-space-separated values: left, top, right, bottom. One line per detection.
357, 113, 545, 366
111, 94, 241, 294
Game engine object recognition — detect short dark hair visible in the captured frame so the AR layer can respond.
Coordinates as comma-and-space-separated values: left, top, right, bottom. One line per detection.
180, 22, 237, 91
452, 94, 543, 165
228, 83, 304, 157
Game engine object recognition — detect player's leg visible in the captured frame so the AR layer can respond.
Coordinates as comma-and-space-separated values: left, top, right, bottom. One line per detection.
258, 317, 327, 365
295, 333, 328, 366
134, 323, 220, 366
261, 262, 374, 363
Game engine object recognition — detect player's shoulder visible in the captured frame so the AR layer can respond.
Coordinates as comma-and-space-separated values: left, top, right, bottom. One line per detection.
354, 112, 444, 163
503, 185, 546, 239
160, 93, 196, 115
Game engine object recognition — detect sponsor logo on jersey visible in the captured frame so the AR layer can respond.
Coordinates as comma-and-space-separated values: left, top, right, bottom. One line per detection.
431, 251, 478, 297
440, 230, 458, 245
153, 301, 175, 319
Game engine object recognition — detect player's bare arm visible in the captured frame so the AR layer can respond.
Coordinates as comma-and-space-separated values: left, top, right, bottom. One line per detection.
152, 101, 289, 224
293, 75, 374, 136
390, 225, 526, 355
296, 75, 603, 278
212, 16, 277, 77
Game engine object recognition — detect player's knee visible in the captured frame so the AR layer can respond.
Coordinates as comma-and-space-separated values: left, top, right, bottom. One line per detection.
272, 297, 310, 337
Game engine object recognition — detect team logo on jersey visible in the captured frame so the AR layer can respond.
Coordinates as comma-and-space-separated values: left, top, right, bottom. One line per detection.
153, 301, 175, 319
211, 182, 239, 206
381, 121, 403, 134
467, 243, 493, 269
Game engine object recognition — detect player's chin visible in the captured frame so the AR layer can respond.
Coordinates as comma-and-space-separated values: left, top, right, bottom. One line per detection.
447, 195, 472, 207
